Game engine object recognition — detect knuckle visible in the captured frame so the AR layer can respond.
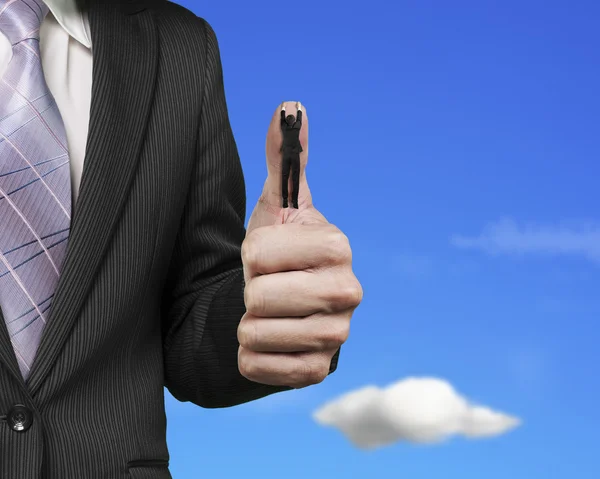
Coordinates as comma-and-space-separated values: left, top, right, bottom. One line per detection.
328, 230, 352, 264
347, 277, 364, 307
244, 280, 265, 316
237, 318, 258, 349
238, 353, 259, 380
241, 232, 261, 270
318, 320, 349, 349
309, 363, 330, 385
329, 276, 364, 310
294, 358, 328, 386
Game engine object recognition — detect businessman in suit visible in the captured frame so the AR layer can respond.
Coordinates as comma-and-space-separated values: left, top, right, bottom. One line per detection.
0, 0, 362, 477
280, 102, 303, 209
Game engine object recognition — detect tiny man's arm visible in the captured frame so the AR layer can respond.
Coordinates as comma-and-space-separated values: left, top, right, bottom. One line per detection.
280, 109, 286, 152
295, 109, 303, 152
160, 18, 294, 408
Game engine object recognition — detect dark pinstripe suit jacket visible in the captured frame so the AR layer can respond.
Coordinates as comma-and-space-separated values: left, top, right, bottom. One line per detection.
0, 0, 339, 477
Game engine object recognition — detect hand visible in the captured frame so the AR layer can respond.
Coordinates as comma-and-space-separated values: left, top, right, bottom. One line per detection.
238, 101, 363, 389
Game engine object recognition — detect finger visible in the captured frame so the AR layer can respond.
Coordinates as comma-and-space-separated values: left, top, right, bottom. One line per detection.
238, 346, 335, 387
242, 223, 349, 278
244, 269, 361, 317
238, 312, 349, 352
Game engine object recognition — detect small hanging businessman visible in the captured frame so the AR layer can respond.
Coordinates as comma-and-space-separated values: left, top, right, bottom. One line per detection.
280, 101, 303, 208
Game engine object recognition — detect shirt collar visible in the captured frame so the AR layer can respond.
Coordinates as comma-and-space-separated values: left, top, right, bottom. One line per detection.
45, 0, 92, 49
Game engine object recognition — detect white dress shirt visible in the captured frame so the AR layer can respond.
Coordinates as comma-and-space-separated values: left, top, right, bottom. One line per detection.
0, 0, 92, 204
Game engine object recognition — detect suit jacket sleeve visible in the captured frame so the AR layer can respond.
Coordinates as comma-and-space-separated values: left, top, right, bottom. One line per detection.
160, 18, 341, 408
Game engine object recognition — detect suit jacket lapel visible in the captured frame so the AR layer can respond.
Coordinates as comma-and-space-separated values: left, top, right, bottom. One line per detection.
0, 0, 160, 395
0, 305, 19, 381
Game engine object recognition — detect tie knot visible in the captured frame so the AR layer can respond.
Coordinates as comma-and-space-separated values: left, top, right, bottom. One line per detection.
0, 0, 48, 45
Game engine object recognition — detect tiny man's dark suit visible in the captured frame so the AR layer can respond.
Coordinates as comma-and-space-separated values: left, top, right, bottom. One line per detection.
280, 109, 302, 208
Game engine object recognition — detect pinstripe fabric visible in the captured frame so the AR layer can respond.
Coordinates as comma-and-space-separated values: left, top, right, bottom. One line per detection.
0, 0, 72, 381
0, 0, 339, 477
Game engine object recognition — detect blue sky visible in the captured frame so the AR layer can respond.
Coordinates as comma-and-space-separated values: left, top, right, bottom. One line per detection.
165, 1, 600, 477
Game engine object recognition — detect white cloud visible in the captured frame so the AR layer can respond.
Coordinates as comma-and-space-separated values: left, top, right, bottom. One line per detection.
312, 377, 520, 449
451, 217, 600, 263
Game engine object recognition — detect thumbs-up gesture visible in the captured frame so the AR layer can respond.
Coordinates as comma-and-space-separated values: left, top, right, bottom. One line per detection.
238, 102, 363, 388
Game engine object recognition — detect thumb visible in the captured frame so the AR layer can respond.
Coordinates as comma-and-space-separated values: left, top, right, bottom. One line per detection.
264, 101, 310, 202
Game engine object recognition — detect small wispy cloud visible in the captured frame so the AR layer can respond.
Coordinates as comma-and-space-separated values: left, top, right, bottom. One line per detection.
451, 217, 600, 263
313, 377, 520, 449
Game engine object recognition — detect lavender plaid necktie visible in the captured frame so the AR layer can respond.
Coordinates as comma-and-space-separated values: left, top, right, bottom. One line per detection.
0, 0, 72, 381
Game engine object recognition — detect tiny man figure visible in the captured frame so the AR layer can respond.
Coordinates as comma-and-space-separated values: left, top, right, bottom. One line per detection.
280, 101, 303, 208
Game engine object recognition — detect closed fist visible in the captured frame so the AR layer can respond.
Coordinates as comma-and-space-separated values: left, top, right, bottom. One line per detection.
239, 102, 362, 388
